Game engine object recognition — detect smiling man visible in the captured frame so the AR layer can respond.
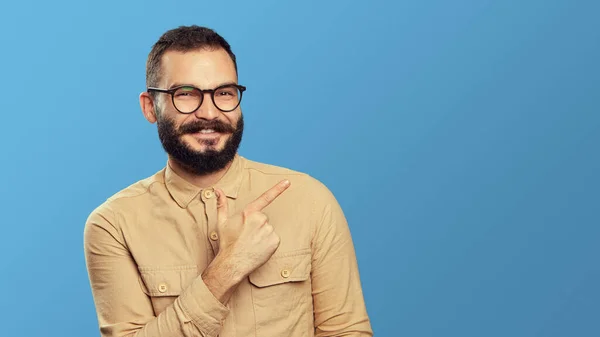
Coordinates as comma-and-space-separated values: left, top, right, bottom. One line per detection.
83, 25, 372, 337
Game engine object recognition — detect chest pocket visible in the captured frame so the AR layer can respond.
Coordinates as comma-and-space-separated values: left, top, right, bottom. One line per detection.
248, 249, 312, 336
138, 264, 199, 317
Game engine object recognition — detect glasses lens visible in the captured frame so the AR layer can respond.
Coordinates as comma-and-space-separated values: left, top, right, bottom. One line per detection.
173, 87, 202, 113
214, 85, 242, 111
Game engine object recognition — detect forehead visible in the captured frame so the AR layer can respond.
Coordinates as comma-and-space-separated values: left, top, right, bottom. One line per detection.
160, 48, 237, 89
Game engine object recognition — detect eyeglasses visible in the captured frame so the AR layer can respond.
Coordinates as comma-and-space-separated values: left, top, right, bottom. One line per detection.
147, 83, 246, 113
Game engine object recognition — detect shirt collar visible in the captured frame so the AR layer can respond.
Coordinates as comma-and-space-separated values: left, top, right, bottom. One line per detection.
164, 154, 244, 208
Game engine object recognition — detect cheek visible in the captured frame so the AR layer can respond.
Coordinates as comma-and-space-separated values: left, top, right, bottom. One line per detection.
226, 112, 241, 126
178, 112, 196, 124
171, 115, 196, 133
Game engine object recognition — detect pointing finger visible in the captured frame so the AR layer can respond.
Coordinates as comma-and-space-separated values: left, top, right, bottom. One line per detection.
245, 180, 291, 213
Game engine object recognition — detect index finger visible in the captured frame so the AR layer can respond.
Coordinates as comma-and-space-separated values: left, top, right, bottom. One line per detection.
245, 179, 291, 213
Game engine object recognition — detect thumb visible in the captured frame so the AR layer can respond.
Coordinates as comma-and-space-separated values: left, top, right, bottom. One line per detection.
215, 188, 228, 226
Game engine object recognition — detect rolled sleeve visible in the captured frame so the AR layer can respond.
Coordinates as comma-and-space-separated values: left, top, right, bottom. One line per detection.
177, 274, 229, 336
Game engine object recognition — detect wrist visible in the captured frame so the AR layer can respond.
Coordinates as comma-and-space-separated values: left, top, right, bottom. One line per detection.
201, 251, 245, 305
211, 251, 246, 285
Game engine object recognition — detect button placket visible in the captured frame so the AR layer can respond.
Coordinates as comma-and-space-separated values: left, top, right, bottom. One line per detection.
186, 195, 211, 268
201, 187, 220, 255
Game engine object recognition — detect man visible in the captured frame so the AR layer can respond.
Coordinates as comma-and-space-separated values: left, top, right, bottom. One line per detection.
83, 25, 372, 337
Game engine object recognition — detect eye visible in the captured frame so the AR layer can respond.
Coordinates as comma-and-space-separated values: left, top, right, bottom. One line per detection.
174, 87, 198, 98
216, 86, 238, 97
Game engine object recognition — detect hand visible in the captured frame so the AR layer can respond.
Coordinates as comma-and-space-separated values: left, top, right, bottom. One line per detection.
214, 179, 291, 278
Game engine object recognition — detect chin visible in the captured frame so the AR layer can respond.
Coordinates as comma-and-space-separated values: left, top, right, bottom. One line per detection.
185, 137, 225, 152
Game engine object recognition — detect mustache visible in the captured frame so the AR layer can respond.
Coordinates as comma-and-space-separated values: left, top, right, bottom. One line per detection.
179, 120, 236, 134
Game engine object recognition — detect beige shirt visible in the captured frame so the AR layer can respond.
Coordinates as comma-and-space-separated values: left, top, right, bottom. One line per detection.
84, 154, 373, 337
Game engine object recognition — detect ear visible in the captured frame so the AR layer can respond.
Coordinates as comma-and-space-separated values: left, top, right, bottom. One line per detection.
140, 92, 158, 124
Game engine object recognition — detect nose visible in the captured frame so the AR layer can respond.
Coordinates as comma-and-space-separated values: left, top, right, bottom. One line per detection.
193, 93, 220, 120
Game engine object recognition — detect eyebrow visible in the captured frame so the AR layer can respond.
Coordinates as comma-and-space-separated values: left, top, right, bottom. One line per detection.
167, 81, 238, 90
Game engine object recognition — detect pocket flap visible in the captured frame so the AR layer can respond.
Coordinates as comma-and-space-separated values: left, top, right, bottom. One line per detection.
138, 265, 199, 297
249, 249, 311, 288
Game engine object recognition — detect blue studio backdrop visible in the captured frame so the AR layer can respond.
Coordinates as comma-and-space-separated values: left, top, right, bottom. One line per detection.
0, 1, 598, 336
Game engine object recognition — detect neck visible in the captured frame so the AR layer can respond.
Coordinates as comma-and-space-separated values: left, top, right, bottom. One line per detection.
167, 156, 234, 189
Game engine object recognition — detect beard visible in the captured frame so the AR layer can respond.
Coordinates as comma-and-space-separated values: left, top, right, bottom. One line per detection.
157, 112, 244, 175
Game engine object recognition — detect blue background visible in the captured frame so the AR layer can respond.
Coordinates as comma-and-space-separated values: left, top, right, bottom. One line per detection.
0, 0, 598, 336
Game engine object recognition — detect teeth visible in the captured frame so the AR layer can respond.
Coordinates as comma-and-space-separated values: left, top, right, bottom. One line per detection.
199, 129, 215, 134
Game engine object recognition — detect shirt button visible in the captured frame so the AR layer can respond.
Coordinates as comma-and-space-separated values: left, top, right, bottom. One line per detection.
281, 269, 290, 278
210, 231, 219, 241
203, 189, 215, 199
158, 283, 167, 293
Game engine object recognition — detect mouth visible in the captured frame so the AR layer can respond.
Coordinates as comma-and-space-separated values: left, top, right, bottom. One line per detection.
190, 128, 225, 141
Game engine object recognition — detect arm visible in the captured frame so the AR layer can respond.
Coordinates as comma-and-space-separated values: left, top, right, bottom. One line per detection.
311, 187, 373, 337
83, 204, 234, 337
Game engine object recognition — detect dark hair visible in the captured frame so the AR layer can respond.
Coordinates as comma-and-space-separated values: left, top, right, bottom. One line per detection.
146, 25, 237, 90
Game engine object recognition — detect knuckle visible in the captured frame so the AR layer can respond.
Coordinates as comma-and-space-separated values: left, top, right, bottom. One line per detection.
250, 211, 267, 223
245, 212, 263, 225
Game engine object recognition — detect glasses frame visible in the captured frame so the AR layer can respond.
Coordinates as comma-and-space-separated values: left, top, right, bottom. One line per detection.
147, 83, 247, 113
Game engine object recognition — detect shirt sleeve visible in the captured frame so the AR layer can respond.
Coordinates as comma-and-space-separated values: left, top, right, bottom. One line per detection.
310, 183, 374, 337
83, 203, 229, 337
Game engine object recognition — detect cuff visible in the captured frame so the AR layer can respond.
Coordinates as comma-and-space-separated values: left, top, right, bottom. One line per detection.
177, 275, 230, 336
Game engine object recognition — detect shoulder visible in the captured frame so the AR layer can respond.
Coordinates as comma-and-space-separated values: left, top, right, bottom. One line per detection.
84, 168, 166, 228
242, 156, 329, 186
240, 156, 339, 207
241, 156, 306, 177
